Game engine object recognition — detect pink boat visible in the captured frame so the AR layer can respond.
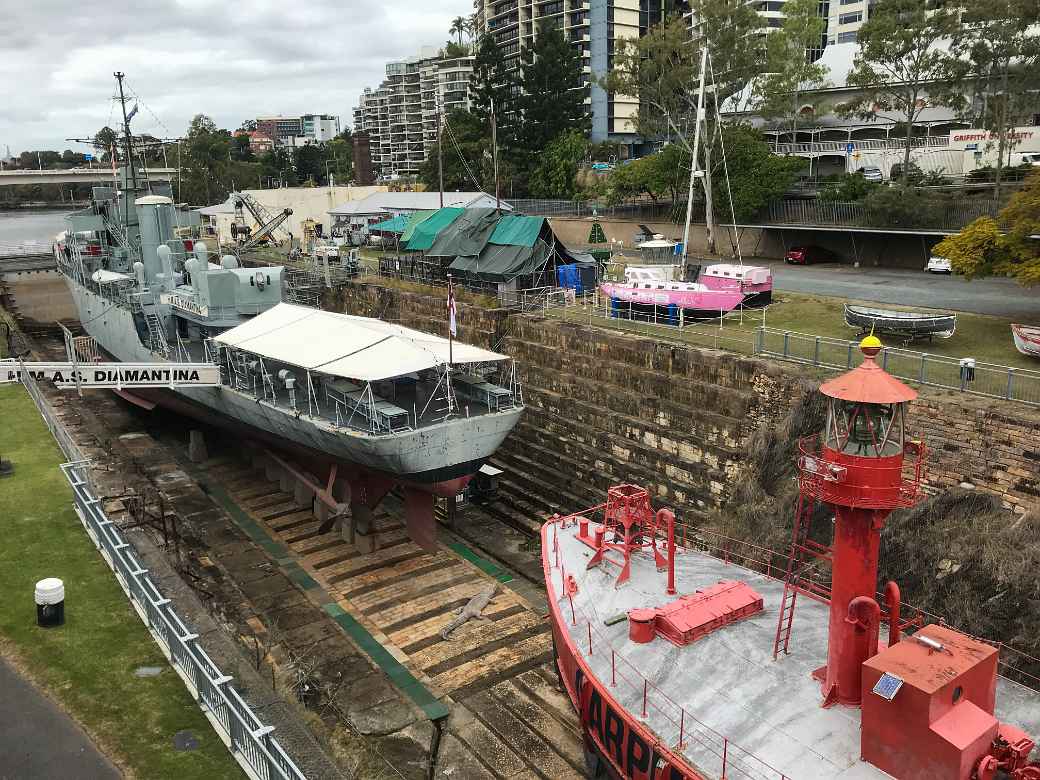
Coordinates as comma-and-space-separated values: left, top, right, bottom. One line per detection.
696, 263, 773, 307
600, 265, 747, 318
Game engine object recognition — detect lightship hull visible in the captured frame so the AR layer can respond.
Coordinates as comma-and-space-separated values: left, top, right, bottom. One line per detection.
542, 520, 699, 780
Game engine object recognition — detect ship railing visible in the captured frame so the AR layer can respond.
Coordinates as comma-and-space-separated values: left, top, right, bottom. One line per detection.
550, 566, 791, 778
796, 435, 926, 510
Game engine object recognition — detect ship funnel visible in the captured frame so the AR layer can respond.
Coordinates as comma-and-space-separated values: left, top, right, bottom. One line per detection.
133, 261, 146, 289
156, 244, 174, 292
135, 195, 175, 288
220, 254, 239, 269
194, 241, 210, 267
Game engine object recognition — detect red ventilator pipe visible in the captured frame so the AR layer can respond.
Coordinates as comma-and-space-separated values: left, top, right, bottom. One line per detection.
657, 508, 677, 595
884, 581, 901, 648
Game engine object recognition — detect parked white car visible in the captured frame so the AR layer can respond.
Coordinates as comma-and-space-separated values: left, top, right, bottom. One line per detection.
858, 166, 884, 183
926, 256, 952, 274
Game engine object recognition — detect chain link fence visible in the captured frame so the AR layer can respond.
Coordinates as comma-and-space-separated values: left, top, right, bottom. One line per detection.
755, 327, 1040, 406
17, 366, 306, 780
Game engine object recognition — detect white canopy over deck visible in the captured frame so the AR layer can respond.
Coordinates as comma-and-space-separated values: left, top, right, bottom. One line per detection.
213, 302, 507, 383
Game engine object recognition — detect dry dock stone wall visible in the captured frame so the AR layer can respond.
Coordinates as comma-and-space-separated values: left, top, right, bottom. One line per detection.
323, 281, 1040, 521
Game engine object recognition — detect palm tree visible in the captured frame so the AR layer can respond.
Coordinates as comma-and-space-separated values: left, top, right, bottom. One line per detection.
450, 16, 466, 47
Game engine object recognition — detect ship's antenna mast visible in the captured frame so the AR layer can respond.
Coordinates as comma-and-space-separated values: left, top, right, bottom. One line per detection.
114, 71, 138, 226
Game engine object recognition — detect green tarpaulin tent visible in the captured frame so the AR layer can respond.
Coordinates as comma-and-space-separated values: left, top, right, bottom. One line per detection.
400, 210, 436, 243
404, 207, 465, 251
369, 214, 408, 233
488, 215, 544, 248
426, 208, 501, 257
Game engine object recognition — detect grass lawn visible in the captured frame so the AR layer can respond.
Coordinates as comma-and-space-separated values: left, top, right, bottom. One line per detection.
0, 384, 241, 779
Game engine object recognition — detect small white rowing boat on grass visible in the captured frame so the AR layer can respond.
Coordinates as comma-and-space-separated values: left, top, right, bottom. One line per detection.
1011, 323, 1040, 358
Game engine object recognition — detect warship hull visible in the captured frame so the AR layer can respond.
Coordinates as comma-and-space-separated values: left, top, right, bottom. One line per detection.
65, 281, 521, 496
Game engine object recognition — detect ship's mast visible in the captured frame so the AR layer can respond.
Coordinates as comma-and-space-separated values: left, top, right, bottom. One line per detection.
114, 71, 138, 226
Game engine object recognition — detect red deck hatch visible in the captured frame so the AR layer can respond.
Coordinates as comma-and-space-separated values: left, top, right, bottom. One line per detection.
630, 580, 764, 647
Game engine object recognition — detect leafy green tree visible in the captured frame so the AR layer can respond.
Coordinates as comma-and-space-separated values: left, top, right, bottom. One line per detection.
294, 144, 325, 185
518, 23, 589, 152
443, 41, 470, 58
230, 133, 254, 162
818, 173, 880, 203
839, 0, 965, 186
862, 186, 943, 229
470, 34, 516, 130
953, 0, 1040, 198
935, 173, 1040, 286
608, 144, 691, 204
604, 6, 762, 253
326, 136, 353, 184
93, 126, 118, 159
932, 217, 1006, 279
708, 126, 803, 222
179, 114, 234, 204
419, 108, 492, 192
756, 0, 829, 138
259, 148, 297, 187
527, 130, 587, 198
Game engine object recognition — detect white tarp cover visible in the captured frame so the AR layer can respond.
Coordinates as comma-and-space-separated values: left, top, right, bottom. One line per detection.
91, 269, 134, 285
214, 303, 507, 382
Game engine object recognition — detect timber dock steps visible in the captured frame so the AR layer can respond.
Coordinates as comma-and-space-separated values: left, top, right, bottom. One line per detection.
204, 456, 586, 780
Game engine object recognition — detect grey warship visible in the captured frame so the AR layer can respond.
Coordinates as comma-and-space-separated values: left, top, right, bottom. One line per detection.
52, 74, 523, 544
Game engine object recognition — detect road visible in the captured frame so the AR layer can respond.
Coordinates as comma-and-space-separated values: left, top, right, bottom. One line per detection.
768, 262, 1040, 320
0, 657, 121, 779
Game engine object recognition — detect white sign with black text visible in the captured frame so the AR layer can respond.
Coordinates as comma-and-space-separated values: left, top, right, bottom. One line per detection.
1, 361, 221, 388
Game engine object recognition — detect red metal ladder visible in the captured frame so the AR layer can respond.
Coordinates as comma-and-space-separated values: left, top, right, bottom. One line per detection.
772, 492, 828, 659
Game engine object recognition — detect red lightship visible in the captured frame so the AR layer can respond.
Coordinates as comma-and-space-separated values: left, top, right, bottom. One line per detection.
542, 336, 1040, 779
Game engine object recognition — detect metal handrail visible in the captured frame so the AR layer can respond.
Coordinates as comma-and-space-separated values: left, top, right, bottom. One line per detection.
16, 368, 306, 780
756, 327, 1040, 407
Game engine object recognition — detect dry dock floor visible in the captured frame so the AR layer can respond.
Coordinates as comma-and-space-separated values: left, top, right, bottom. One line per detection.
205, 455, 586, 780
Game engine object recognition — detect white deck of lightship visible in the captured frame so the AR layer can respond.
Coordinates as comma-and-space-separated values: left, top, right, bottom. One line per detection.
550, 520, 1040, 779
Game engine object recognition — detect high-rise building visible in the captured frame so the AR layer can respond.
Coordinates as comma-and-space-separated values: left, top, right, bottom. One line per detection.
352, 48, 475, 180
472, 0, 644, 144
687, 0, 832, 60
826, 0, 868, 45
254, 114, 341, 146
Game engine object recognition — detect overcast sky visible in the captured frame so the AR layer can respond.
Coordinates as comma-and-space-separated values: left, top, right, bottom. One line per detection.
2, 0, 472, 156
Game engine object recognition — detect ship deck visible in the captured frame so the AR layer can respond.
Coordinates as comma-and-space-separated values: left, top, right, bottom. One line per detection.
548, 519, 1040, 780
175, 340, 517, 436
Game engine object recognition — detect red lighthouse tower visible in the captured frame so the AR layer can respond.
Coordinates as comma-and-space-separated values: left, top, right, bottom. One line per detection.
776, 334, 926, 707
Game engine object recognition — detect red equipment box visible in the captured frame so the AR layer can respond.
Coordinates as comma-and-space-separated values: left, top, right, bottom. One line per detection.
861, 624, 999, 779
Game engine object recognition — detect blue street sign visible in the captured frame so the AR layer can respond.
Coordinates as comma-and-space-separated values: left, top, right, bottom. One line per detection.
845, 142, 855, 154
84, 153, 94, 161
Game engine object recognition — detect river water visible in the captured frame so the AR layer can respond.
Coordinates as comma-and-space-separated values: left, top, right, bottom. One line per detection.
0, 209, 71, 247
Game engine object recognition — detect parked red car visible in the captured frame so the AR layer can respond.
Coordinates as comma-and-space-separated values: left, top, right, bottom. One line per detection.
784, 245, 839, 265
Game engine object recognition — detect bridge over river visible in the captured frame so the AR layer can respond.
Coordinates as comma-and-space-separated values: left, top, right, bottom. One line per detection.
0, 168, 175, 187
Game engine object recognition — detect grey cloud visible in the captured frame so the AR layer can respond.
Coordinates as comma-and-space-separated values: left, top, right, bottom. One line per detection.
1, 0, 472, 153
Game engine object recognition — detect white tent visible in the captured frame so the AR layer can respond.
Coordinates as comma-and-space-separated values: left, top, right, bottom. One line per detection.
213, 303, 506, 383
